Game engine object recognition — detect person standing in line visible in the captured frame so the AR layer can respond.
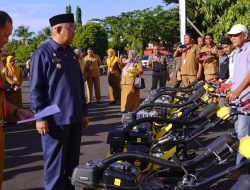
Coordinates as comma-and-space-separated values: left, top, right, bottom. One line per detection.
197, 36, 205, 80
24, 52, 32, 79
172, 42, 182, 88
1, 55, 23, 123
216, 42, 229, 82
174, 33, 200, 86
200, 33, 219, 81
84, 48, 101, 104
121, 50, 143, 113
119, 54, 127, 67
220, 38, 236, 84
147, 44, 169, 90
0, 10, 34, 189
226, 24, 250, 165
74, 48, 89, 101
29, 13, 89, 190
197, 36, 205, 50
106, 48, 122, 104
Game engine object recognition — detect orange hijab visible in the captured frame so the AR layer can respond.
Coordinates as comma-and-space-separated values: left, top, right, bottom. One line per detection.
106, 48, 119, 66
6, 56, 21, 81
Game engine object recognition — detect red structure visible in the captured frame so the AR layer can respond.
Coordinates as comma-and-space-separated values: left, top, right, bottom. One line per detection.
143, 48, 169, 56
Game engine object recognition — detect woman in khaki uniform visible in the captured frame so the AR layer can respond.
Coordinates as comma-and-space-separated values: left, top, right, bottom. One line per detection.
106, 49, 122, 104
84, 48, 101, 104
1, 56, 23, 123
121, 50, 143, 112
200, 33, 219, 81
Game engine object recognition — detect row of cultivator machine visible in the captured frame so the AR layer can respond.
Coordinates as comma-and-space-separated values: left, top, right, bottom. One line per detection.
71, 80, 250, 190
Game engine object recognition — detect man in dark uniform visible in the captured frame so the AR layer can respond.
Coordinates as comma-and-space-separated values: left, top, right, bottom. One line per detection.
147, 44, 169, 90
29, 13, 89, 190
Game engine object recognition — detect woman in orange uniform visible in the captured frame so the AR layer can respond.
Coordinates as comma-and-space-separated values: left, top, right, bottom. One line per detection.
1, 56, 23, 123
121, 50, 143, 112
106, 48, 122, 104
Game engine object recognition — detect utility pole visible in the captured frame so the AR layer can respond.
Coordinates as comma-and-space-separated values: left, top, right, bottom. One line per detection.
179, 0, 186, 44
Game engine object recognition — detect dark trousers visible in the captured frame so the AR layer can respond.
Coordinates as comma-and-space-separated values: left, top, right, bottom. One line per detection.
151, 72, 167, 90
41, 122, 82, 190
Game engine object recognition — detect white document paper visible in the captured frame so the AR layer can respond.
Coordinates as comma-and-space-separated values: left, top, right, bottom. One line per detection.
17, 104, 61, 124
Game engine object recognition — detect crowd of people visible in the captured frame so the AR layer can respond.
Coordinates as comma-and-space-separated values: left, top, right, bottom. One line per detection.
172, 24, 250, 173
0, 9, 250, 190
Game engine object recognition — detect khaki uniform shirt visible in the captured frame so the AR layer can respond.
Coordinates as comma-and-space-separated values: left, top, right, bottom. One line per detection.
201, 45, 218, 75
84, 54, 101, 78
180, 44, 199, 75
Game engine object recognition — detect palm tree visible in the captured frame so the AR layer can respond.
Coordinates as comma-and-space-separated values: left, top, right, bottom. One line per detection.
38, 27, 51, 39
13, 25, 34, 45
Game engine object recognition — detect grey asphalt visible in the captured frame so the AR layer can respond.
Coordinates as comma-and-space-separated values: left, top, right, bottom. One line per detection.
2, 71, 235, 189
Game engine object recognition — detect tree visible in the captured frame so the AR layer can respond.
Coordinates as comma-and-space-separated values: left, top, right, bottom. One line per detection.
15, 44, 33, 64
162, 0, 249, 41
96, 6, 179, 55
76, 6, 82, 26
72, 22, 108, 58
208, 0, 250, 40
29, 27, 51, 50
13, 25, 34, 45
66, 5, 72, 14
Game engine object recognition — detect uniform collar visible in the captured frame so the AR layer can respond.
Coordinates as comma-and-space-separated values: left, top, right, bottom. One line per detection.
48, 38, 70, 52
238, 41, 250, 53
228, 49, 236, 57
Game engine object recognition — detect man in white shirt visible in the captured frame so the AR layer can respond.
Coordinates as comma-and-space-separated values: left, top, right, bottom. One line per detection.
221, 38, 236, 84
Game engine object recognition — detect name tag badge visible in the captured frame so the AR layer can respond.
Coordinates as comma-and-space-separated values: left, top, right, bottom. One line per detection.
110, 68, 112, 72
183, 59, 186, 64
52, 58, 62, 63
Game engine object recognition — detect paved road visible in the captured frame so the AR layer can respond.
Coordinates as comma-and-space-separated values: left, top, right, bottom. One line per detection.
2, 71, 235, 189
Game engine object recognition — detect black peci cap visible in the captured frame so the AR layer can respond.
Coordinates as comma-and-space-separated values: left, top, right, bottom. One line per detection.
216, 42, 223, 49
220, 37, 232, 45
49, 13, 74, 27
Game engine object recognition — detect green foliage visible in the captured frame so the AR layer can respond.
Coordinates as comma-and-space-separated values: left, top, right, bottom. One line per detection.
208, 0, 250, 40
162, 0, 249, 41
15, 45, 33, 64
7, 26, 50, 63
66, 5, 72, 14
72, 22, 108, 58
76, 6, 82, 26
13, 25, 34, 45
97, 6, 180, 56
6, 39, 21, 56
